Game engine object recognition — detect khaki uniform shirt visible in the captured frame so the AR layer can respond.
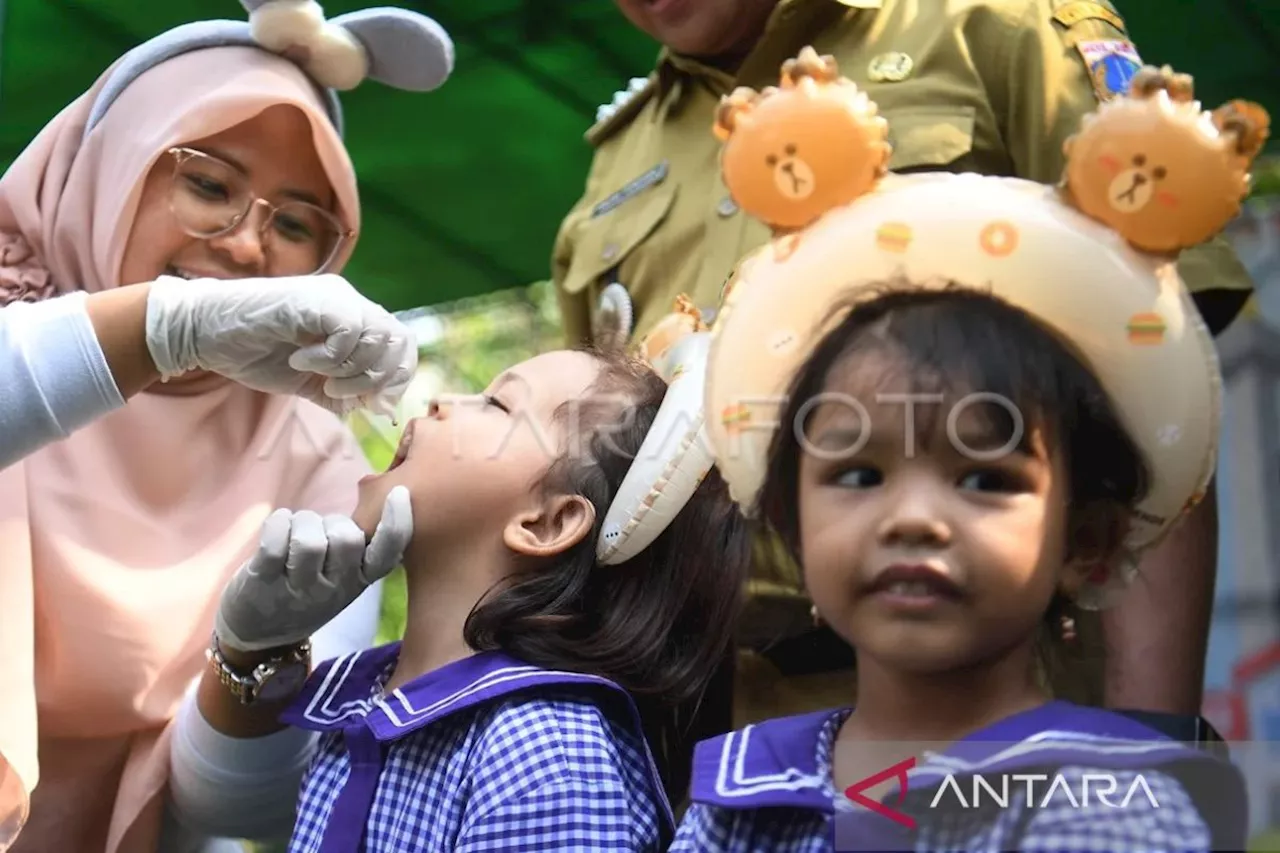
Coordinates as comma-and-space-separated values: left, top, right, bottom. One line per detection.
552, 0, 1254, 347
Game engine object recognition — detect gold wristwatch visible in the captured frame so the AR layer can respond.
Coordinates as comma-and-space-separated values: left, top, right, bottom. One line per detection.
207, 633, 312, 705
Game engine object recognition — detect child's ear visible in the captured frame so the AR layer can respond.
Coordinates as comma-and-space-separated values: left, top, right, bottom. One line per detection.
502, 494, 596, 559
1060, 502, 1130, 595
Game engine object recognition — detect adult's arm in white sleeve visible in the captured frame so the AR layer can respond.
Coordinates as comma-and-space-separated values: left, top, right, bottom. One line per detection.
1, 274, 421, 471
0, 292, 127, 470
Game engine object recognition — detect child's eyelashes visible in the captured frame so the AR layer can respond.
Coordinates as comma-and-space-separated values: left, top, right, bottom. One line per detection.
483, 394, 510, 414
833, 466, 884, 488
957, 468, 1028, 494
824, 463, 1031, 494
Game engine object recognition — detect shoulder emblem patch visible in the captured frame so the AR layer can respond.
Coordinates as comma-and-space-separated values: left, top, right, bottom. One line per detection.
1076, 39, 1142, 102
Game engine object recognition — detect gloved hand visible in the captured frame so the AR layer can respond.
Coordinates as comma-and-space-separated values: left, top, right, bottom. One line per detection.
145, 274, 417, 415
215, 485, 413, 652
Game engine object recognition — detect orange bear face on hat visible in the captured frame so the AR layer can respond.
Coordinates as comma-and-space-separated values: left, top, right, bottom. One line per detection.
1062, 65, 1270, 254
714, 47, 892, 232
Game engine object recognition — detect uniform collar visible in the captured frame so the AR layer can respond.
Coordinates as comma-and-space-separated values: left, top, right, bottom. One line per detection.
690, 701, 1242, 813
690, 708, 841, 813
281, 645, 635, 742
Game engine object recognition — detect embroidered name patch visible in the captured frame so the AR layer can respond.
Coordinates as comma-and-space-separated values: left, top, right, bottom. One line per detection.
1076, 39, 1142, 102
592, 160, 670, 218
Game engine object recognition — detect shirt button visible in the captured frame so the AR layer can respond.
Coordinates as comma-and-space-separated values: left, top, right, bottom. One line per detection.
717, 196, 739, 217
601, 243, 619, 262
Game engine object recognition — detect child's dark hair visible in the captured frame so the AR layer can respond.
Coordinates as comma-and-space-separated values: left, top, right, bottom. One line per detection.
757, 284, 1153, 703
462, 349, 751, 803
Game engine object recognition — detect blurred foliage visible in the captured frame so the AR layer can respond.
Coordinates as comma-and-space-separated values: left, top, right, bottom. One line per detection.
414, 280, 567, 390
1251, 830, 1280, 852
1252, 157, 1280, 198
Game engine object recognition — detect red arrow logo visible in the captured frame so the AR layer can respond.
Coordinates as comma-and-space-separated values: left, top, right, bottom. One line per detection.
843, 756, 917, 829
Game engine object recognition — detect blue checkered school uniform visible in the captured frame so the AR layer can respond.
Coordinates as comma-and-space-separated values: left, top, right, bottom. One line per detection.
671, 701, 1247, 852
280, 645, 672, 852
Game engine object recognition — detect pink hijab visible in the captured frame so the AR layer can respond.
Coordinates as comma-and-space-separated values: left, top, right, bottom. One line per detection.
0, 47, 373, 852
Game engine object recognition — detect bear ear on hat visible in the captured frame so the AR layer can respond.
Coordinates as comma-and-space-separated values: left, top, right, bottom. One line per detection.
1058, 63, 1269, 254
715, 48, 891, 233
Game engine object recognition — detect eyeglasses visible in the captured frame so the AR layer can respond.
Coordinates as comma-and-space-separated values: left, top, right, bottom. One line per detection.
167, 147, 353, 276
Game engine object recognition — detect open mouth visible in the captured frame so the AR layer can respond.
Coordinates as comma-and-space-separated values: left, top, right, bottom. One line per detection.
163, 266, 199, 280
387, 419, 416, 472
164, 265, 233, 281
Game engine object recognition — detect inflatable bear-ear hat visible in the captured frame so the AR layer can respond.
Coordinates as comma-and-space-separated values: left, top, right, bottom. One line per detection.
708, 50, 1270, 609
84, 0, 454, 139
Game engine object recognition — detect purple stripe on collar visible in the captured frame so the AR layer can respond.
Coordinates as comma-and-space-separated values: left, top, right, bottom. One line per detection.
282, 646, 639, 741
364, 653, 635, 742
280, 643, 401, 730
907, 701, 1212, 780
690, 708, 836, 813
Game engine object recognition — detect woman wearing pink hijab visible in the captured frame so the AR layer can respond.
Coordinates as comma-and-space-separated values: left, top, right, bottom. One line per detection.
0, 2, 453, 851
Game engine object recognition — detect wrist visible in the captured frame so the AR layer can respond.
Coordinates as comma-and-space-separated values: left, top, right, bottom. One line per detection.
215, 637, 306, 668
209, 633, 312, 706
143, 276, 199, 377
87, 283, 163, 397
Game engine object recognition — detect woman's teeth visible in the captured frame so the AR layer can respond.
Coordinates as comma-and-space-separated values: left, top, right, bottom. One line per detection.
164, 266, 197, 280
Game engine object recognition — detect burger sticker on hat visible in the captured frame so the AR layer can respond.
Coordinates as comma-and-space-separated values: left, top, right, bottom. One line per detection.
705, 48, 1269, 609
875, 222, 913, 253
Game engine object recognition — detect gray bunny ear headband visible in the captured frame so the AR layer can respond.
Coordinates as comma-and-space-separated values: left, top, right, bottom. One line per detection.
84, 0, 454, 139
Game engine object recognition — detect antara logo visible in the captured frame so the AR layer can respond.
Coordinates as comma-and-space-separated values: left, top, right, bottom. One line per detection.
844, 757, 1162, 828
844, 757, 917, 829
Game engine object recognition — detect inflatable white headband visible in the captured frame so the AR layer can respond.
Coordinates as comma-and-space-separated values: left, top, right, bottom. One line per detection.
596, 297, 717, 565
84, 0, 454, 139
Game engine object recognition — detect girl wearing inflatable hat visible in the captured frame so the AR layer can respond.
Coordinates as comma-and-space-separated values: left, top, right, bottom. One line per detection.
0, 2, 451, 851
672, 50, 1268, 852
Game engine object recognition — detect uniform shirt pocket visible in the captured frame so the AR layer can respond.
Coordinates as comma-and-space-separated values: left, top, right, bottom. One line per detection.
883, 106, 978, 172
560, 183, 679, 296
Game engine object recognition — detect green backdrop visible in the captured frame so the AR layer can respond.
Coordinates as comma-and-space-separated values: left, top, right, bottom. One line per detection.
1, 0, 1276, 311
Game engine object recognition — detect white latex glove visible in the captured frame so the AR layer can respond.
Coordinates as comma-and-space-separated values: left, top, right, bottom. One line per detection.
215, 486, 413, 652
145, 274, 417, 416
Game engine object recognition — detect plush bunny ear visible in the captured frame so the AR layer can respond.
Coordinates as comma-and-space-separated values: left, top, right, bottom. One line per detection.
245, 1, 453, 92
329, 8, 454, 92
